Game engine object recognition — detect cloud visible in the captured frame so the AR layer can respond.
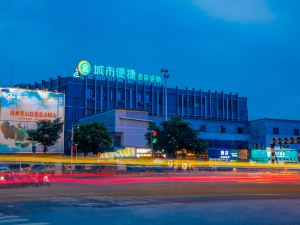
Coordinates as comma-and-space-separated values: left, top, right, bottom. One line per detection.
192, 0, 275, 23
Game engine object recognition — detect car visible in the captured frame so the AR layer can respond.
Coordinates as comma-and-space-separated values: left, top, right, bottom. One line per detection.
31, 164, 54, 173
0, 173, 50, 188
0, 165, 10, 173
127, 165, 146, 172
8, 163, 31, 172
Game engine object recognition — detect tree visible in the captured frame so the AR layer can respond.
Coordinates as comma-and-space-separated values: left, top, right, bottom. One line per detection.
27, 118, 64, 154
145, 117, 207, 158
73, 123, 112, 156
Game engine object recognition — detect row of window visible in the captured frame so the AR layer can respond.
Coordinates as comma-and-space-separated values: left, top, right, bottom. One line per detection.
207, 140, 248, 149
86, 88, 240, 109
273, 128, 300, 136
199, 125, 245, 134
198, 126, 300, 136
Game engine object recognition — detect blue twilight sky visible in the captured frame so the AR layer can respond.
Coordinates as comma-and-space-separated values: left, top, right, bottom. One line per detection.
0, 0, 299, 120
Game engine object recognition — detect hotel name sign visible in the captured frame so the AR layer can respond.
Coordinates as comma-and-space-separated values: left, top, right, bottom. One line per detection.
74, 60, 162, 84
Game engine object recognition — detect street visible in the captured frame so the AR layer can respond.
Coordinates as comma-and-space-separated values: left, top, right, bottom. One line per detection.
1, 172, 300, 225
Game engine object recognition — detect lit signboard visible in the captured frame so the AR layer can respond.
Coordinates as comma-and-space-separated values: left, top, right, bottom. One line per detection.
136, 148, 152, 158
252, 149, 298, 162
98, 147, 136, 159
75, 60, 162, 84
0, 88, 65, 153
78, 60, 91, 76
238, 149, 249, 160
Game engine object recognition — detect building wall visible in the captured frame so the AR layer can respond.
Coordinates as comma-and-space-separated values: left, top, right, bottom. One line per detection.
248, 119, 300, 150
115, 110, 149, 147
80, 109, 249, 151
80, 109, 150, 148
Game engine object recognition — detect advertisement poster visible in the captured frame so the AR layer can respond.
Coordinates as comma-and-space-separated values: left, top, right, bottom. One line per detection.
0, 88, 65, 153
238, 149, 249, 160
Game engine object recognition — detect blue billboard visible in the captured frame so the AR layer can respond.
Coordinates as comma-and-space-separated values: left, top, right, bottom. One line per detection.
251, 149, 299, 162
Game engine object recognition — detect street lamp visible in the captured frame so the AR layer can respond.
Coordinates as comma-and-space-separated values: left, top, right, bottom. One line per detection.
161, 68, 170, 121
71, 124, 79, 158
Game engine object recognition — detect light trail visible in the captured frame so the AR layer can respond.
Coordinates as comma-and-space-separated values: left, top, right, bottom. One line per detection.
2, 171, 300, 187
50, 174, 300, 185
1, 155, 300, 170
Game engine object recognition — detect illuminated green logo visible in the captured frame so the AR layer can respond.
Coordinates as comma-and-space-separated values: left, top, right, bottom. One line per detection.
78, 60, 91, 76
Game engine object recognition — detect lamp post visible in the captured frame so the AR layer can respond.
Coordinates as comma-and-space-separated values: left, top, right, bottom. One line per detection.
71, 124, 79, 158
161, 69, 170, 121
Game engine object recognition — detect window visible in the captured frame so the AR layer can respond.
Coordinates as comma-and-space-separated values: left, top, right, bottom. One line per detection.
195, 97, 200, 108
117, 91, 123, 102
87, 88, 94, 100
237, 127, 244, 134
220, 126, 226, 133
199, 125, 206, 132
273, 127, 279, 135
183, 96, 187, 107
113, 136, 121, 147
159, 95, 163, 104
178, 95, 182, 107
137, 93, 142, 103
110, 90, 114, 100
145, 93, 150, 104
189, 96, 193, 107
294, 129, 299, 136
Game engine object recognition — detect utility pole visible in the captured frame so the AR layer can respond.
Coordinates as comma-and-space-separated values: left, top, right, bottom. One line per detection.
161, 69, 170, 121
151, 132, 153, 157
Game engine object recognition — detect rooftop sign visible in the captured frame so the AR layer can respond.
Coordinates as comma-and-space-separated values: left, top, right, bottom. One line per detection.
74, 60, 162, 84
77, 60, 91, 76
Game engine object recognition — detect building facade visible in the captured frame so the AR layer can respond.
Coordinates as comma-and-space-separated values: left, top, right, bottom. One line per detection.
248, 119, 300, 150
14, 72, 300, 162
16, 75, 248, 152
80, 108, 249, 160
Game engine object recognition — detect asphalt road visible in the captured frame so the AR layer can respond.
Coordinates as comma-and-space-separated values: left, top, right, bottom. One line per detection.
1, 174, 300, 225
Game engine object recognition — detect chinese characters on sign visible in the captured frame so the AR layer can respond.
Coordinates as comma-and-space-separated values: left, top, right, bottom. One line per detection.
220, 150, 230, 159
94, 65, 161, 83
9, 109, 57, 122
0, 88, 65, 153
75, 61, 162, 84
